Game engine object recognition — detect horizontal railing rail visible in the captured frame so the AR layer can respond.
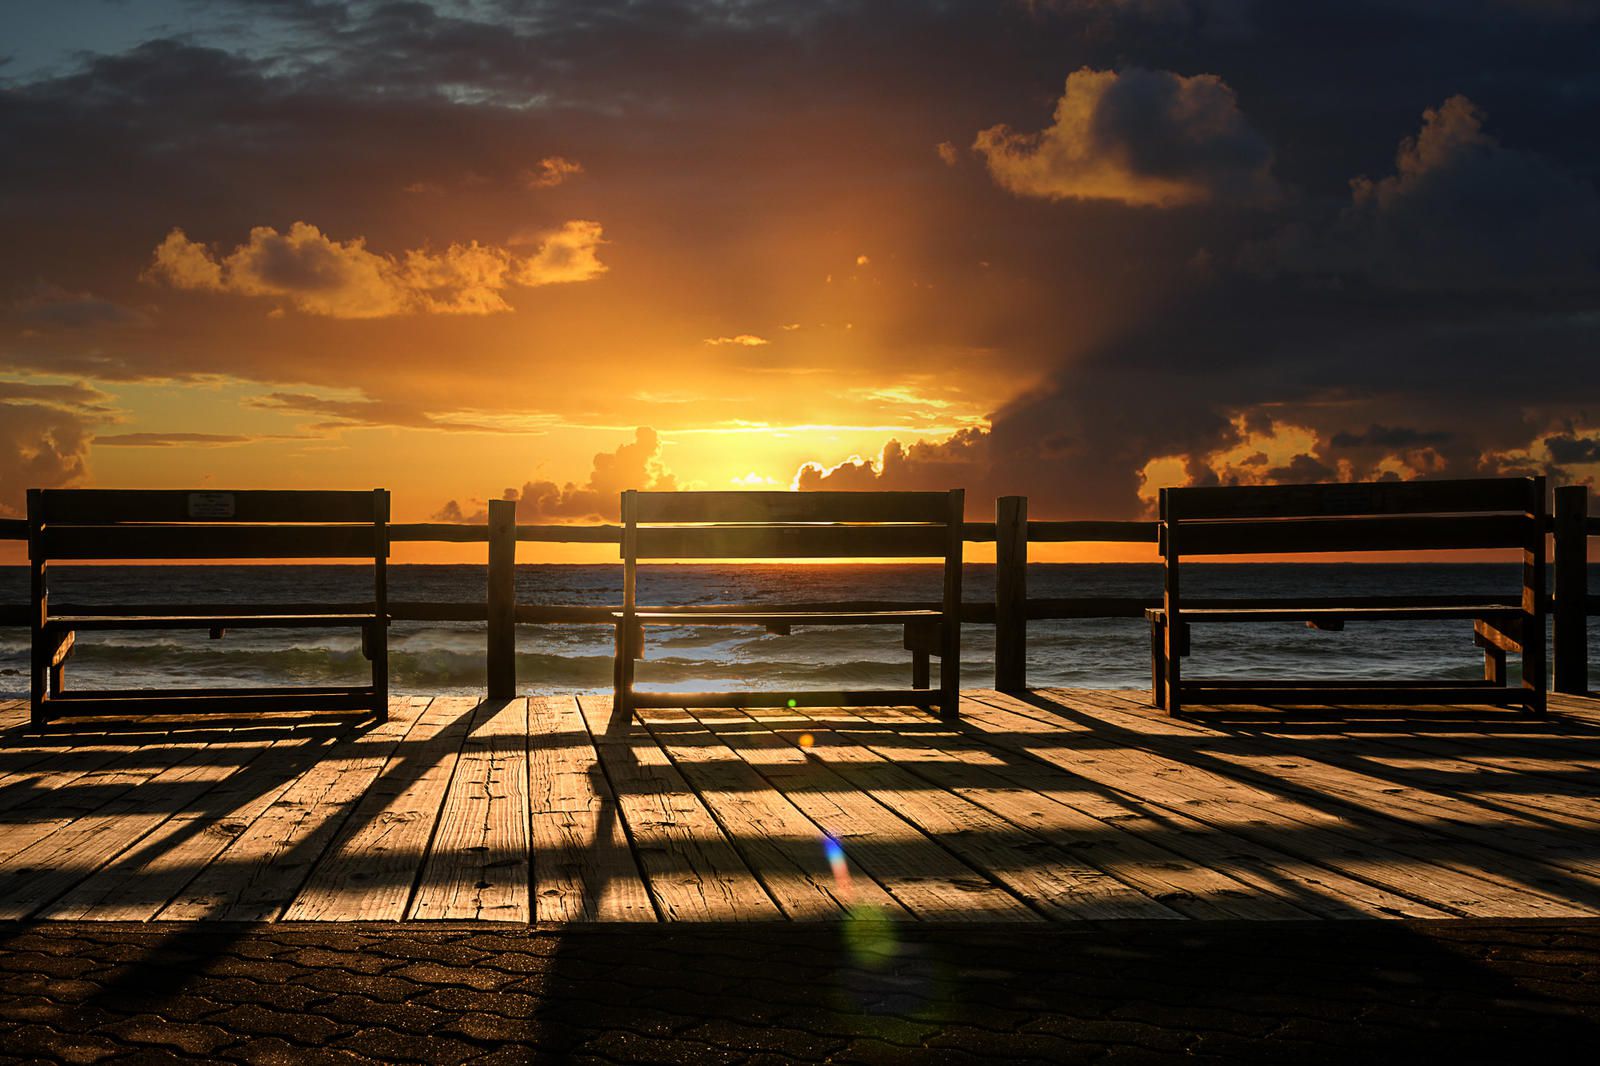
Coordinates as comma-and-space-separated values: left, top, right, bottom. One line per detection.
1, 489, 1591, 696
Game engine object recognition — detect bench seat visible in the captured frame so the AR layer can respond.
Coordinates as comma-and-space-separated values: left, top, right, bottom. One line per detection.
37, 686, 384, 718
620, 609, 942, 626
46, 613, 380, 631
1145, 603, 1520, 624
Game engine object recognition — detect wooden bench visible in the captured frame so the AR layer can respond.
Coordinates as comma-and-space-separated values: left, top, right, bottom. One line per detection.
1147, 477, 1546, 715
28, 488, 390, 725
613, 489, 964, 722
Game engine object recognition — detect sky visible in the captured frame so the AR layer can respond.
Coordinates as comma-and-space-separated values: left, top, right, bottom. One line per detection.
2, 0, 1598, 562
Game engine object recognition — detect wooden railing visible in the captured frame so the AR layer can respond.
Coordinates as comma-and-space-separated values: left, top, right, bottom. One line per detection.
2, 490, 1593, 696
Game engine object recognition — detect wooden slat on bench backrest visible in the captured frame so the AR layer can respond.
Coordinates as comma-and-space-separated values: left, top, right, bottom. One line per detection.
39, 524, 388, 560
632, 523, 948, 560
36, 489, 388, 524
1168, 477, 1538, 521
633, 490, 950, 524
1165, 514, 1533, 556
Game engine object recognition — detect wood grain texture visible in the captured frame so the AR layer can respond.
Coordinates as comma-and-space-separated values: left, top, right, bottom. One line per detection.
409, 698, 532, 922
527, 695, 655, 922
636, 706, 904, 919
158, 696, 425, 921
7, 687, 1600, 924
575, 695, 781, 922
285, 696, 473, 921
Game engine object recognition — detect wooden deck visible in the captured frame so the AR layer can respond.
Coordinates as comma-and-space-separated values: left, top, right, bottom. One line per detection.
2, 689, 1599, 923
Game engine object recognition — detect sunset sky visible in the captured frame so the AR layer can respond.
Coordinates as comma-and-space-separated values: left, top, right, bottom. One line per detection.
2, 1, 1598, 561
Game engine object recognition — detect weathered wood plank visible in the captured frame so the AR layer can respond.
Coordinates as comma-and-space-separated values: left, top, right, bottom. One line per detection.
409, 698, 532, 922
811, 705, 1315, 920
952, 694, 1447, 919
697, 706, 1040, 922
768, 707, 1181, 921
158, 696, 426, 920
527, 695, 655, 923
574, 695, 781, 922
285, 697, 474, 921
636, 706, 904, 919
1096, 690, 1600, 825
0, 736, 261, 920
963, 691, 1575, 917
42, 732, 324, 920
983, 690, 1593, 917
0, 723, 228, 867
1086, 690, 1600, 884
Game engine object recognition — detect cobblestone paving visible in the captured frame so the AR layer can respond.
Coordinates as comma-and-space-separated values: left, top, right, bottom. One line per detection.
2, 921, 1598, 1064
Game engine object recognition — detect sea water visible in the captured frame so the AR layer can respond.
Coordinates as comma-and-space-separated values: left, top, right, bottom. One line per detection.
1, 564, 1595, 696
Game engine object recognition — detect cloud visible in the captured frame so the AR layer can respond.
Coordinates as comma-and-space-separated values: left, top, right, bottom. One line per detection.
245, 392, 508, 432
792, 428, 990, 497
510, 220, 608, 286
92, 432, 252, 447
522, 156, 584, 188
936, 141, 960, 166
972, 67, 1279, 208
1253, 96, 1600, 290
1544, 432, 1600, 466
703, 334, 771, 347
1328, 425, 1454, 450
0, 378, 107, 515
146, 220, 608, 317
14, 286, 146, 330
0, 379, 112, 411
434, 427, 678, 523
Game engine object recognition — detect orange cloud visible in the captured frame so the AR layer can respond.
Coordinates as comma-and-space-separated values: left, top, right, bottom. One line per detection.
511, 220, 608, 286
792, 428, 988, 495
0, 379, 107, 515
435, 427, 677, 523
703, 334, 770, 347
522, 156, 585, 188
146, 220, 607, 317
973, 67, 1278, 208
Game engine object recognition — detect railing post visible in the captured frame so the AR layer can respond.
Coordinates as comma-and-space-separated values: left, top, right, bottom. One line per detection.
995, 495, 1028, 693
1554, 484, 1589, 695
487, 498, 517, 699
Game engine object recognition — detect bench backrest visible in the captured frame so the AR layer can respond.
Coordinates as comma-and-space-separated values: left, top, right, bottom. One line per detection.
620, 488, 965, 610
28, 489, 391, 560
1160, 477, 1544, 557
623, 490, 961, 561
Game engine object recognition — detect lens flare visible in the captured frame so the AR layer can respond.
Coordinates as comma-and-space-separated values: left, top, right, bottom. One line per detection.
842, 904, 899, 967
823, 833, 854, 902
799, 732, 815, 748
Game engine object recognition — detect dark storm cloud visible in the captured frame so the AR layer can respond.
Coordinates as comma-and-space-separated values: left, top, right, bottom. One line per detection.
1545, 433, 1600, 466
1251, 96, 1600, 291
1329, 425, 1454, 450
974, 66, 1280, 207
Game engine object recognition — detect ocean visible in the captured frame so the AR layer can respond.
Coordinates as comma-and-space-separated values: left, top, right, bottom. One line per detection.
2, 563, 1594, 696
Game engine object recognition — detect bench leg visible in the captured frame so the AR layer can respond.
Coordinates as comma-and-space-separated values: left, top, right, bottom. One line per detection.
363, 620, 387, 723
1149, 622, 1165, 709
912, 651, 930, 689
30, 654, 46, 727
611, 622, 635, 734
1483, 645, 1507, 686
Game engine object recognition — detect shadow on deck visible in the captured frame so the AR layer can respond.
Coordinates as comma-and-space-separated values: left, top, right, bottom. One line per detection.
3, 688, 1600, 926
